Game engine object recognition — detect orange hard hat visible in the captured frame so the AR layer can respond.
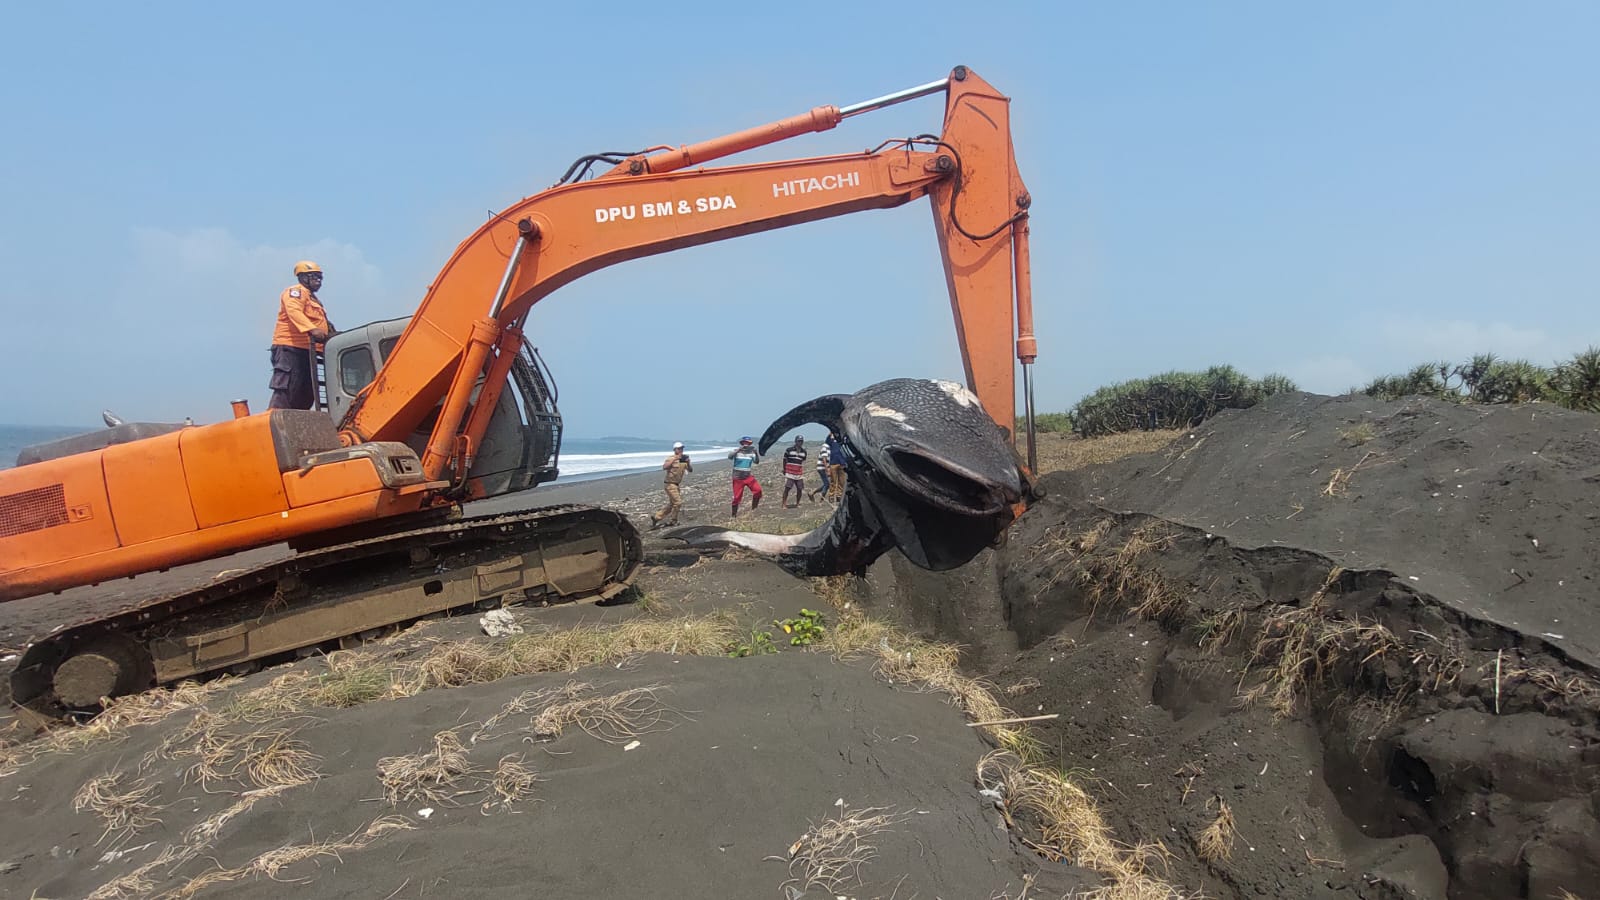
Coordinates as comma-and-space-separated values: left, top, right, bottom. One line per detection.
293, 260, 323, 276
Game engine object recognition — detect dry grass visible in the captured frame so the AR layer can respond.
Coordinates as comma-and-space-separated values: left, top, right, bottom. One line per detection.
1339, 422, 1377, 446
530, 683, 678, 743
74, 771, 164, 846
151, 714, 321, 792
185, 784, 293, 846
377, 728, 484, 807
1321, 451, 1375, 497
979, 752, 1185, 899
1196, 609, 1249, 654
1033, 429, 1186, 475
86, 844, 193, 900
783, 804, 908, 894
819, 615, 1183, 897
1238, 569, 1463, 717
470, 681, 588, 743
1053, 521, 1188, 626
1067, 527, 1477, 723
156, 816, 415, 896
84, 785, 300, 899
1174, 763, 1204, 806
6, 680, 228, 775
822, 616, 1007, 736
482, 754, 540, 814
214, 614, 739, 725
1501, 665, 1600, 703
1004, 677, 1043, 698
222, 651, 395, 722
812, 574, 859, 615
1195, 796, 1236, 862
469, 679, 681, 747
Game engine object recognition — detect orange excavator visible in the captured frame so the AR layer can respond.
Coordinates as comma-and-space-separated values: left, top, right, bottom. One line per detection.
0, 66, 1038, 716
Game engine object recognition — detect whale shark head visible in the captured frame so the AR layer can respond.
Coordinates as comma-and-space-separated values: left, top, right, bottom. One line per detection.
692, 377, 1028, 573
841, 379, 1023, 521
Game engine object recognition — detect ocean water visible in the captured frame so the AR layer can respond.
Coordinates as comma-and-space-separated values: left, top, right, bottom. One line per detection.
0, 423, 732, 481
556, 436, 737, 481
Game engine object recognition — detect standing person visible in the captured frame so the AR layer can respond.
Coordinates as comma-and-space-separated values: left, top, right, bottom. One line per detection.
780, 436, 808, 508
825, 430, 847, 502
728, 437, 762, 517
268, 260, 336, 410
651, 442, 692, 529
809, 438, 831, 502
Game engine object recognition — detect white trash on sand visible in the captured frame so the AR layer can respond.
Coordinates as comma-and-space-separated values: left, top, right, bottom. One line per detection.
479, 608, 523, 637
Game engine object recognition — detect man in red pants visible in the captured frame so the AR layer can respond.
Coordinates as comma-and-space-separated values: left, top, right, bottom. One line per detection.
728, 437, 762, 517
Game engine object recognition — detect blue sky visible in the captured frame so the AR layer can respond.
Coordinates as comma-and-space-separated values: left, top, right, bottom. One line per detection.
2, 3, 1595, 440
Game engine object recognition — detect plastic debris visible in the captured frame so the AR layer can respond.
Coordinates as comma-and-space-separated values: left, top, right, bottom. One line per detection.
479, 609, 523, 637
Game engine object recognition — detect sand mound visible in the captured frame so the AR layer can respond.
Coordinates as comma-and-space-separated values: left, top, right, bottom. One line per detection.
1070, 391, 1600, 667
957, 392, 1600, 899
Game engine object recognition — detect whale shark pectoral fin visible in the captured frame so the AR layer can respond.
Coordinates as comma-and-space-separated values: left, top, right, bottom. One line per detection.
660, 525, 730, 547
662, 526, 808, 556
757, 395, 850, 454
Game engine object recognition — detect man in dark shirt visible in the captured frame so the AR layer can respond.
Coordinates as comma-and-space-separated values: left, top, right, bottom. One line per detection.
824, 431, 847, 502
780, 436, 808, 508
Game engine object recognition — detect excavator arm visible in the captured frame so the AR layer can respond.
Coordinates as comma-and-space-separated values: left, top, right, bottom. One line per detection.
344, 65, 1039, 483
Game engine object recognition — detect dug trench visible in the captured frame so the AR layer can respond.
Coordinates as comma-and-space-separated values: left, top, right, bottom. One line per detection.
850, 393, 1600, 900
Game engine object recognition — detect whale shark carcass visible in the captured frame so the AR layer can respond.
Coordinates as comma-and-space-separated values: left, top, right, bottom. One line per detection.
666, 378, 1031, 576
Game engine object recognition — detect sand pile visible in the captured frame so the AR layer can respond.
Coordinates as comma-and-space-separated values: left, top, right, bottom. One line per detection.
958, 393, 1600, 899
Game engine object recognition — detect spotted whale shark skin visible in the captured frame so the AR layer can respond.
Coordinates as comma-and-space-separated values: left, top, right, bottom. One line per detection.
666, 378, 1028, 577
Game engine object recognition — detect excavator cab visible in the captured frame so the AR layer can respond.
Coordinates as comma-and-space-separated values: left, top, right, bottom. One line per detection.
325, 320, 564, 498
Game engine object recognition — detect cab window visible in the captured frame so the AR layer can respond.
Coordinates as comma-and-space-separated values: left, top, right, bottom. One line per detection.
338, 346, 376, 396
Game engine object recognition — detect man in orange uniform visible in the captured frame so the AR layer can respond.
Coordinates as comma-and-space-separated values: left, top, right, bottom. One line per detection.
268, 260, 336, 410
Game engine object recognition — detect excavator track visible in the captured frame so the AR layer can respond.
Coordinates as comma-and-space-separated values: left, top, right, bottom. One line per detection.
10, 506, 642, 721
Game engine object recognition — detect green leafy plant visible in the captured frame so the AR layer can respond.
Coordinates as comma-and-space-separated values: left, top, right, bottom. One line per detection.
1069, 366, 1297, 437
1359, 347, 1600, 413
775, 608, 826, 647
728, 629, 778, 658
1550, 346, 1600, 412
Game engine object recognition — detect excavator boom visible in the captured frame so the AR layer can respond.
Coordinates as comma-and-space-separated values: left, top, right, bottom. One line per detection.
345, 66, 1036, 473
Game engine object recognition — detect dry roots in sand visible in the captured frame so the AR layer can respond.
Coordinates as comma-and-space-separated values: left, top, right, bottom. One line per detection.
483, 754, 541, 814
821, 617, 1186, 898
74, 771, 165, 846
136, 816, 416, 897
156, 716, 322, 792
471, 680, 682, 745
978, 751, 1186, 900
530, 683, 678, 743
378, 729, 484, 807
218, 615, 736, 723
1195, 796, 1237, 862
6, 681, 226, 775
85, 786, 301, 900
783, 804, 908, 894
